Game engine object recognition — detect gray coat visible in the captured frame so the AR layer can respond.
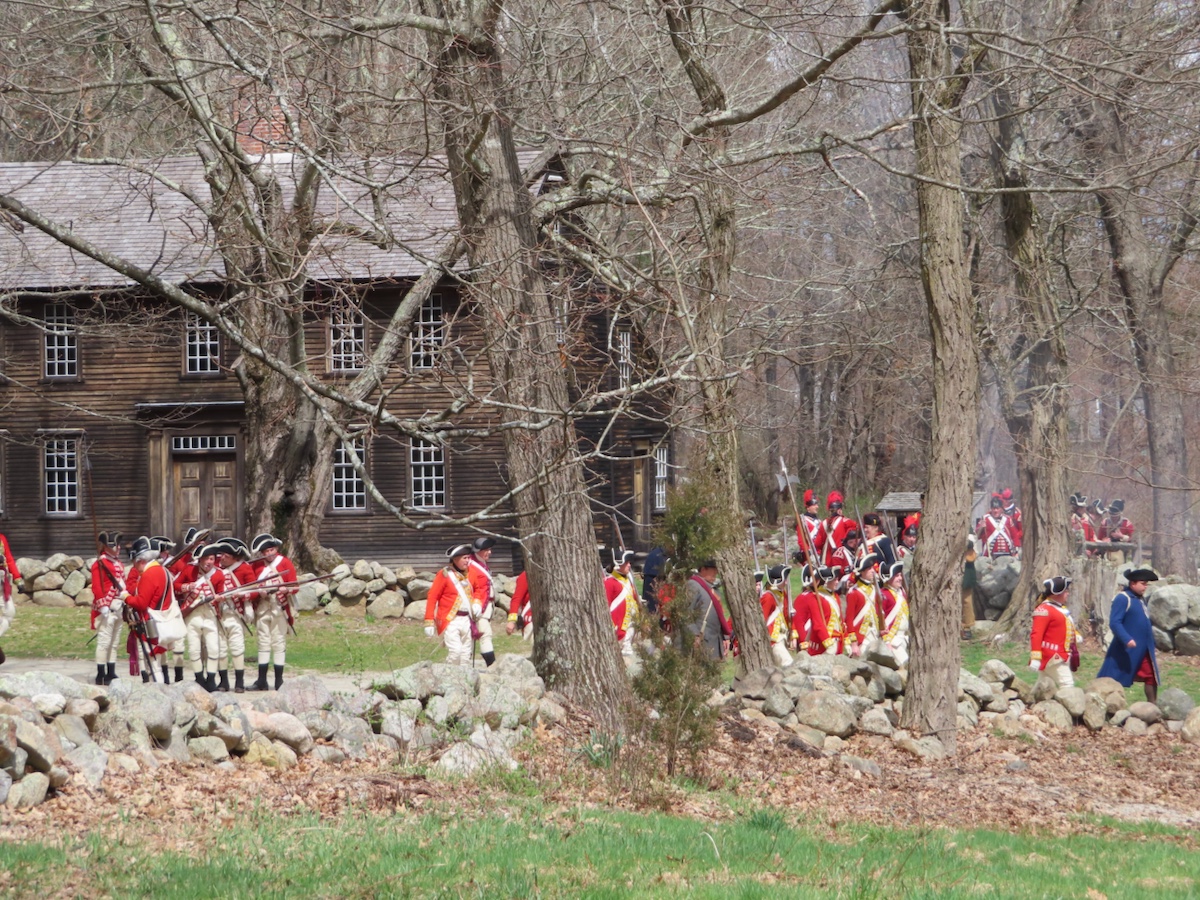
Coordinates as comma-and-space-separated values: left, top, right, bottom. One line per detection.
684, 576, 725, 660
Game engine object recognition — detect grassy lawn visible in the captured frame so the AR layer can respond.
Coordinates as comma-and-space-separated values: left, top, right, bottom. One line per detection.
0, 605, 529, 674
2, 799, 1197, 899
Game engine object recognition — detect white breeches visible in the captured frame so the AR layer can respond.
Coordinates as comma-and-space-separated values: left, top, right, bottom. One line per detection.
216, 609, 246, 670
0, 599, 13, 639
771, 640, 794, 668
187, 607, 220, 674
1047, 658, 1074, 688
256, 603, 288, 666
888, 633, 910, 668
443, 616, 472, 667
94, 613, 123, 665
522, 622, 533, 641
476, 613, 494, 655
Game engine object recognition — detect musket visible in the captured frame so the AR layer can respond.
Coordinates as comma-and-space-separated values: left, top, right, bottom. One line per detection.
780, 457, 821, 568
854, 502, 868, 564
610, 512, 628, 560
165, 529, 212, 570
748, 516, 762, 584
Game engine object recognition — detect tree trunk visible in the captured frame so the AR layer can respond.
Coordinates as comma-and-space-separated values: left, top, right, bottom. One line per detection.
426, 3, 630, 727
899, 0, 981, 756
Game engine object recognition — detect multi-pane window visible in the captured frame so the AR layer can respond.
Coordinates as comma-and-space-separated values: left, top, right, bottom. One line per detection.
43, 303, 78, 378
329, 305, 366, 372
332, 438, 367, 511
185, 312, 220, 374
411, 295, 445, 369
653, 445, 669, 511
616, 328, 633, 389
44, 436, 79, 515
410, 439, 445, 509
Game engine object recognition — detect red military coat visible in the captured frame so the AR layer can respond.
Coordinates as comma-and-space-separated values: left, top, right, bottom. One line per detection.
843, 581, 879, 648
759, 586, 789, 645
792, 588, 840, 655
0, 534, 19, 604
606, 571, 637, 640
508, 571, 530, 626
978, 513, 1018, 558
252, 554, 298, 625
176, 562, 226, 617
1030, 600, 1078, 669
424, 565, 475, 634
795, 514, 826, 563
821, 515, 853, 567
89, 552, 125, 628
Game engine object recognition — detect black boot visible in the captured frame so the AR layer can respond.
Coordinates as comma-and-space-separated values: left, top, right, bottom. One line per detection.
96, 664, 107, 685
218, 670, 230, 692
234, 669, 245, 694
162, 665, 172, 684
175, 665, 185, 683
195, 672, 207, 687
105, 662, 117, 684
274, 665, 284, 691
250, 663, 269, 691
205, 672, 218, 692
142, 671, 152, 683
482, 651, 496, 668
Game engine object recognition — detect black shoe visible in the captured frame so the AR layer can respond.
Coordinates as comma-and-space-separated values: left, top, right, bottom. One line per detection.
273, 665, 284, 691
482, 651, 496, 668
205, 673, 218, 692
105, 662, 117, 684
195, 672, 207, 687
175, 666, 185, 683
250, 663, 270, 691
162, 666, 172, 684
234, 670, 245, 693
96, 665, 107, 685
142, 672, 152, 683
218, 670, 230, 692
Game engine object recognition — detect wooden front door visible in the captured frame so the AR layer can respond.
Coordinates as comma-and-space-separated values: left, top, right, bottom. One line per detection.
173, 455, 236, 539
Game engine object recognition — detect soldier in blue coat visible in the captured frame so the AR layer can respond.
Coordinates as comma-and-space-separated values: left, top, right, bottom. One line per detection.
1097, 568, 1160, 704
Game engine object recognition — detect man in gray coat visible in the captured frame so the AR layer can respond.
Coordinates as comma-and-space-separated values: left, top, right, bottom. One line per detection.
683, 561, 731, 660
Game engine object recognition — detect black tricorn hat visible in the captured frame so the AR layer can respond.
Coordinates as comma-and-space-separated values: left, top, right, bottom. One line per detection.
1089, 499, 1106, 515
472, 536, 496, 552
815, 565, 836, 583
884, 561, 905, 581
1123, 568, 1159, 584
1069, 492, 1087, 507
130, 536, 157, 561
855, 553, 880, 575
97, 531, 122, 547
612, 548, 635, 568
250, 533, 282, 554
447, 543, 473, 560
766, 564, 790, 586
1042, 575, 1072, 596
1108, 499, 1125, 514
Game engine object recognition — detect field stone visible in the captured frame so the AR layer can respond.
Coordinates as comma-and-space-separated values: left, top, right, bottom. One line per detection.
335, 578, 367, 602
733, 666, 783, 700
0, 716, 18, 769
64, 740, 106, 787
188, 736, 230, 763
63, 698, 100, 729
892, 730, 947, 761
61, 569, 87, 598
762, 686, 794, 719
958, 670, 994, 705
1124, 716, 1148, 736
864, 644, 899, 670
247, 711, 314, 754
109, 753, 140, 774
1157, 688, 1195, 721
112, 684, 175, 740
781, 672, 815, 698
243, 734, 277, 767
5, 772, 49, 809
15, 719, 62, 772
28, 692, 66, 718
839, 754, 882, 778
794, 692, 857, 738
32, 590, 72, 608
979, 659, 1016, 688
1129, 702, 1162, 725
293, 581, 327, 612
5, 748, 28, 781
1110, 709, 1131, 728
1056, 687, 1086, 719
1032, 700, 1073, 730
380, 709, 416, 744
1147, 586, 1193, 631
1010, 678, 1035, 706
312, 745, 347, 765
16, 559, 48, 581
74, 588, 95, 608
53, 714, 92, 751
1152, 627, 1175, 653
1175, 629, 1200, 657
271, 740, 298, 769
276, 676, 333, 715
367, 590, 408, 619
406, 579, 432, 604
858, 707, 894, 736
436, 741, 516, 776
1083, 693, 1107, 731
1085, 678, 1127, 715
1032, 674, 1058, 703
32, 571, 65, 592
1181, 707, 1200, 743
297, 710, 340, 742
0, 672, 105, 705
0, 770, 11, 804
172, 701, 198, 734
957, 701, 979, 728
401, 601, 426, 620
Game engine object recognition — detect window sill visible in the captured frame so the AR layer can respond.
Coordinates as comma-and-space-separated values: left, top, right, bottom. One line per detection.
38, 376, 83, 385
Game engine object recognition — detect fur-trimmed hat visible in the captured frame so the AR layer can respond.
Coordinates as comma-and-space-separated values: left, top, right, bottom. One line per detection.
250, 533, 282, 554
612, 548, 635, 568
1124, 568, 1159, 584
989, 493, 1003, 508
1042, 575, 1072, 596
1108, 499, 1125, 515
97, 530, 121, 548
130, 536, 157, 562
766, 564, 790, 587
472, 536, 497, 552
827, 491, 844, 510
1069, 492, 1087, 508
1001, 488, 1013, 502
447, 543, 473, 560
803, 489, 816, 506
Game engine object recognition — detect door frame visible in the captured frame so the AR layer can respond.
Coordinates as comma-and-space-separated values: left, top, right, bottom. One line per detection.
148, 428, 245, 540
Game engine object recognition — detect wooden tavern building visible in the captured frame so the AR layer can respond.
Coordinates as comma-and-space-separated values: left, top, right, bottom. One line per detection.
0, 153, 672, 572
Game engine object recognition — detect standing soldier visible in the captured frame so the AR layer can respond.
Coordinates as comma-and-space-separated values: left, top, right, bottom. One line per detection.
1001, 488, 1023, 550
1069, 493, 1094, 553
466, 537, 498, 668
1098, 568, 1161, 704
178, 543, 225, 690
90, 531, 126, 685
878, 561, 910, 666
155, 535, 187, 682
792, 565, 841, 656
843, 554, 881, 658
683, 560, 731, 660
0, 531, 19, 665
831, 527, 861, 583
249, 533, 297, 691
1103, 500, 1135, 563
1029, 575, 1081, 688
758, 564, 793, 667
606, 549, 638, 657
977, 494, 1018, 560
821, 492, 853, 567
861, 513, 896, 569
506, 570, 532, 640
794, 490, 826, 565
897, 514, 919, 561
124, 536, 178, 683
214, 538, 254, 693
425, 544, 479, 667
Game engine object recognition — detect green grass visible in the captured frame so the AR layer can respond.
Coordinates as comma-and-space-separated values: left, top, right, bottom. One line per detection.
2, 801, 1197, 898
0, 605, 529, 674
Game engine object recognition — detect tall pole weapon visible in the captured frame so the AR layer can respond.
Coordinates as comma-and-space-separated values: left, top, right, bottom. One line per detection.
780, 456, 820, 567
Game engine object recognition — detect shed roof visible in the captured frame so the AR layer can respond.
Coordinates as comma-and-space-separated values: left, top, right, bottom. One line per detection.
876, 491, 988, 513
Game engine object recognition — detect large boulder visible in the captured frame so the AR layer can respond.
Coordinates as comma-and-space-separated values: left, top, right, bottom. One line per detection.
188, 736, 231, 763
762, 686, 794, 719
0, 716, 19, 769
1129, 701, 1163, 725
109, 683, 176, 740
794, 693, 857, 738
5, 772, 49, 809
293, 581, 328, 612
402, 601, 426, 620
275, 676, 333, 715
31, 571, 65, 592
246, 711, 314, 754
334, 577, 368, 602
367, 590, 408, 619
1056, 687, 1087, 719
65, 743, 108, 788
16, 558, 49, 582
1084, 677, 1127, 714
351, 559, 375, 581
1032, 673, 1058, 703
61, 569, 87, 598
958, 670, 994, 706
1174, 629, 1200, 657
1082, 693, 1107, 731
1146, 584, 1200, 632
978, 659, 1016, 688
1032, 700, 1073, 730
406, 579, 433, 604
732, 667, 782, 701
976, 557, 1021, 611
15, 719, 63, 772
31, 590, 72, 608
1153, 627, 1176, 653
1157, 687, 1195, 722
1182, 707, 1200, 744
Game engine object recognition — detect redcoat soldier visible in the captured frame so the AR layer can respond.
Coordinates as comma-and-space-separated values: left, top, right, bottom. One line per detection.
90, 531, 126, 685
831, 527, 860, 584
506, 570, 532, 640
606, 550, 638, 656
466, 537, 499, 667
897, 514, 919, 560
843, 553, 881, 657
791, 565, 841, 656
977, 494, 1019, 559
794, 490, 826, 564
178, 543, 225, 691
861, 513, 896, 569
878, 561, 910, 666
124, 536, 179, 684
1029, 575, 1080, 688
154, 535, 187, 682
1000, 488, 1023, 549
1069, 493, 1094, 544
214, 538, 255, 692
1103, 499, 1134, 542
424, 544, 479, 667
821, 492, 853, 567
758, 564, 793, 667
0, 532, 19, 665
249, 533, 297, 690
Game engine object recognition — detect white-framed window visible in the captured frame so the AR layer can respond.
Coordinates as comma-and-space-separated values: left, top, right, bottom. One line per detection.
171, 435, 237, 453
410, 439, 445, 509
329, 305, 366, 372
616, 327, 633, 389
43, 303, 78, 378
43, 435, 80, 515
332, 438, 367, 511
185, 312, 221, 374
411, 294, 445, 369
653, 444, 669, 511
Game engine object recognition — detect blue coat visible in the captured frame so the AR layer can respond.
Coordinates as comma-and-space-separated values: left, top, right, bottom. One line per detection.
1096, 589, 1159, 687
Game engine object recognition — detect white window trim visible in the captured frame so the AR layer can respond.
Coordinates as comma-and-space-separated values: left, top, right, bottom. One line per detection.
42, 433, 82, 516
409, 438, 446, 510
653, 444, 669, 511
332, 437, 368, 512
185, 312, 221, 375
410, 294, 445, 370
43, 302, 78, 379
329, 305, 367, 372
616, 327, 633, 389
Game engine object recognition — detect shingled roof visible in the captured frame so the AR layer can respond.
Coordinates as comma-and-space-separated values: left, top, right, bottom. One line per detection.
0, 152, 543, 290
